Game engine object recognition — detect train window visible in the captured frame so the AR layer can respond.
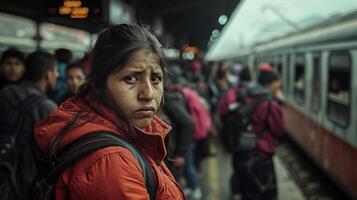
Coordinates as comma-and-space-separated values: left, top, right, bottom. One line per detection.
311, 53, 321, 113
294, 54, 305, 104
327, 51, 351, 127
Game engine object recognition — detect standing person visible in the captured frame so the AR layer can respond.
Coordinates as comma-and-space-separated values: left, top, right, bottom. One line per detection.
0, 50, 58, 124
219, 65, 284, 200
35, 24, 185, 200
218, 66, 252, 199
52, 48, 73, 103
218, 66, 252, 117
0, 48, 26, 89
59, 62, 86, 103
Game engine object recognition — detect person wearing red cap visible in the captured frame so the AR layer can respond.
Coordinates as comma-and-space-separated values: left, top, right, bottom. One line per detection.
224, 64, 284, 200
258, 63, 285, 103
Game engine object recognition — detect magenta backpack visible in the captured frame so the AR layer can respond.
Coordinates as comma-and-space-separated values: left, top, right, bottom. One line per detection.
172, 86, 212, 140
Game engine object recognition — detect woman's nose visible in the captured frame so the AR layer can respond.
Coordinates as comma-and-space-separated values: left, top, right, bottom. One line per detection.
138, 80, 154, 100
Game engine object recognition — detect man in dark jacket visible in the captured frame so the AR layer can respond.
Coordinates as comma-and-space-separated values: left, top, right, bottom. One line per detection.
0, 51, 58, 132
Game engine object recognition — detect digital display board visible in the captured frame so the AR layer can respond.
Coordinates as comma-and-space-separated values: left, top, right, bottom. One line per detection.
47, 0, 102, 19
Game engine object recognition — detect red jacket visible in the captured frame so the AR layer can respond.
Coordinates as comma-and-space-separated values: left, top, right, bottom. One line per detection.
218, 86, 284, 154
35, 95, 184, 200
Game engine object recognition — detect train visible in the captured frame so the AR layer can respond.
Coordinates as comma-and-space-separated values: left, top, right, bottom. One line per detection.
220, 10, 357, 199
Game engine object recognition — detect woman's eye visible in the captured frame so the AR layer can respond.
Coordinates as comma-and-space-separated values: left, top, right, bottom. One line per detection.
124, 75, 138, 83
151, 75, 162, 84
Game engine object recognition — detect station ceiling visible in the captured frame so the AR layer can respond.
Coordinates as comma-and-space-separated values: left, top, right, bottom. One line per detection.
0, 0, 241, 52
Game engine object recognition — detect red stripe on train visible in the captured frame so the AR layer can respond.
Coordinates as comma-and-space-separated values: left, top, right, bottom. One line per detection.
283, 104, 357, 198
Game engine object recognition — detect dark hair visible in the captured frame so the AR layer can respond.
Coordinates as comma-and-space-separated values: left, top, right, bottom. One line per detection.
258, 70, 279, 86
239, 65, 251, 82
79, 24, 166, 101
0, 48, 26, 64
66, 62, 86, 76
50, 24, 167, 156
24, 51, 57, 82
55, 48, 73, 64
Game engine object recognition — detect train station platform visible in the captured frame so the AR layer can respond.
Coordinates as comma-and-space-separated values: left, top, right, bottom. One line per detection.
198, 142, 305, 200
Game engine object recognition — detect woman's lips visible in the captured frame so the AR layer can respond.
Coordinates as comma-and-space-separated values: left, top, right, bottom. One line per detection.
135, 106, 155, 117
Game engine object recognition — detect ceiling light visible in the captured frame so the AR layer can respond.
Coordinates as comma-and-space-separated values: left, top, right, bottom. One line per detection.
212, 29, 220, 37
218, 15, 228, 25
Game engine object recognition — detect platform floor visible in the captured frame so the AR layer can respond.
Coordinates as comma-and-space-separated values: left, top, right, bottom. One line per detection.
198, 143, 305, 200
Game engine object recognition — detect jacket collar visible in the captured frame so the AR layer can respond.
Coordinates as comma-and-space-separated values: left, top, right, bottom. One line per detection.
75, 95, 172, 164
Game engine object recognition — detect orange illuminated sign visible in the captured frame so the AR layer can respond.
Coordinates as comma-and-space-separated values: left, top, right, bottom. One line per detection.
59, 0, 88, 18
47, 0, 101, 19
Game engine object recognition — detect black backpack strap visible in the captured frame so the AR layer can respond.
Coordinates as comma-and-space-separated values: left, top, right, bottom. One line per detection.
11, 94, 45, 138
47, 131, 157, 200
239, 91, 272, 133
21, 93, 45, 113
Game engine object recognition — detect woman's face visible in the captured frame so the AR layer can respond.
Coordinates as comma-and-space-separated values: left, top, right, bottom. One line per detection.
1, 57, 25, 82
106, 49, 164, 128
67, 68, 85, 94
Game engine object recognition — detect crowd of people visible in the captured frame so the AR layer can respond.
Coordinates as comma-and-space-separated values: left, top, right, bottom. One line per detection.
0, 24, 284, 200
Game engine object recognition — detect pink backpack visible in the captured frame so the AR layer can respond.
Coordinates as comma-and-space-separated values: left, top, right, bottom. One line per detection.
171, 86, 212, 140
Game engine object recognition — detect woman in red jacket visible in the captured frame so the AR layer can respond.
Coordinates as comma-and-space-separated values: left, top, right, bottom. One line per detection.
35, 24, 184, 200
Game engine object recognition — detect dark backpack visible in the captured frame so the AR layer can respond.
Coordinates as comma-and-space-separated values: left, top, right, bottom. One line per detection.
219, 87, 271, 153
0, 93, 46, 200
0, 93, 156, 200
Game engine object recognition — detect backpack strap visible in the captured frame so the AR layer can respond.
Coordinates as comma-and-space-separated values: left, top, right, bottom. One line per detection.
47, 131, 157, 200
21, 93, 45, 113
236, 89, 272, 133
11, 94, 45, 139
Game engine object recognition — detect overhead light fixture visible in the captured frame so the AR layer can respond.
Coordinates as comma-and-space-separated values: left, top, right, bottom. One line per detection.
212, 29, 220, 37
218, 15, 228, 25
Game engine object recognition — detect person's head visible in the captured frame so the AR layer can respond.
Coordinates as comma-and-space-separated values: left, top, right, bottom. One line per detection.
239, 65, 252, 84
79, 24, 166, 128
25, 51, 59, 91
66, 62, 86, 95
0, 48, 26, 82
55, 48, 73, 64
168, 64, 186, 86
257, 64, 280, 93
215, 62, 227, 80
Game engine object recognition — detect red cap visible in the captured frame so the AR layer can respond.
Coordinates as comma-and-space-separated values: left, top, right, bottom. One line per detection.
258, 63, 273, 72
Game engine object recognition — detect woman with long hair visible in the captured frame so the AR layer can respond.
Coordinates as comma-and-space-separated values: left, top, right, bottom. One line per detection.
35, 24, 184, 200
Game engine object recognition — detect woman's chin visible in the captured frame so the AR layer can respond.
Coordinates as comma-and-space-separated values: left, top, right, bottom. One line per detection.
132, 118, 152, 128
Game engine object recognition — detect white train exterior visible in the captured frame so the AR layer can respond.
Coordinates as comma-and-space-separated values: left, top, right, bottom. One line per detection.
221, 12, 357, 199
